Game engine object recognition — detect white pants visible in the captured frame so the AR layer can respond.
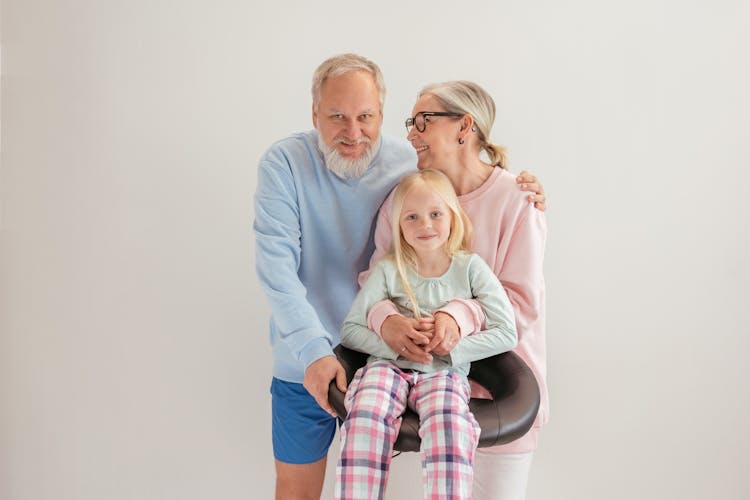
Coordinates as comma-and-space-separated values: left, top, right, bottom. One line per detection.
472, 451, 534, 500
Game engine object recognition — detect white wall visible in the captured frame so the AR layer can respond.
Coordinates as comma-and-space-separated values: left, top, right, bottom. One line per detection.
1, 1, 748, 499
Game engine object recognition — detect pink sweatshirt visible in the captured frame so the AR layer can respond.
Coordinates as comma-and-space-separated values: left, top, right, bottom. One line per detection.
362, 167, 547, 454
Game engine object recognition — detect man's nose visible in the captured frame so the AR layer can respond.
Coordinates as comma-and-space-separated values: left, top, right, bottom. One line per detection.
343, 119, 362, 139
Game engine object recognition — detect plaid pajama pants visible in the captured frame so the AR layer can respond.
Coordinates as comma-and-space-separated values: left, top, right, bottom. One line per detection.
335, 360, 480, 500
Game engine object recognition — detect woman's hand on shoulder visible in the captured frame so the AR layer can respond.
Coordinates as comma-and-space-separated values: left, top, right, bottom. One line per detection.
516, 170, 546, 211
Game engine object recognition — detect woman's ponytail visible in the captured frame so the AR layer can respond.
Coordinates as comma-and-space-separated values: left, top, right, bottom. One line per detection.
484, 142, 508, 169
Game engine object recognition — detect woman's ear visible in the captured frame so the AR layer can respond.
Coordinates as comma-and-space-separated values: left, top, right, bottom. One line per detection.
458, 114, 475, 141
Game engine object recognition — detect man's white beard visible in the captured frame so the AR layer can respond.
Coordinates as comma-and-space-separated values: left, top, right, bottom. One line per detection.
318, 134, 380, 180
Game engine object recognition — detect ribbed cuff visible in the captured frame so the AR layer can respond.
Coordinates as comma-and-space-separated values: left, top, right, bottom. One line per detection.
367, 301, 401, 337
436, 299, 485, 337
299, 337, 334, 369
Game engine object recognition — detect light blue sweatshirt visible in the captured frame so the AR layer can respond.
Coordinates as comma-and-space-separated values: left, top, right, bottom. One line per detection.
253, 130, 415, 383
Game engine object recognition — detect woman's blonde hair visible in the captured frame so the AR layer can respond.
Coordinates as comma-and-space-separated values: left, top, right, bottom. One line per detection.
419, 80, 508, 169
389, 169, 473, 318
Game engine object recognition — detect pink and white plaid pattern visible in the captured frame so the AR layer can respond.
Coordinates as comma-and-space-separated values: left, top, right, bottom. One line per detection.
335, 360, 479, 499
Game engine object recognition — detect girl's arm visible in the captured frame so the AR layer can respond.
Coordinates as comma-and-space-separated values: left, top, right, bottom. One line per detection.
447, 255, 518, 365
341, 262, 400, 360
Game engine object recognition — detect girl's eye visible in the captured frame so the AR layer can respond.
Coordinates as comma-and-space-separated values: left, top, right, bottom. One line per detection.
431, 211, 442, 218
405, 214, 417, 221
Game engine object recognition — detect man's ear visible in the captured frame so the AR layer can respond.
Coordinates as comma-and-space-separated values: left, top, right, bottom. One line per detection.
312, 103, 318, 128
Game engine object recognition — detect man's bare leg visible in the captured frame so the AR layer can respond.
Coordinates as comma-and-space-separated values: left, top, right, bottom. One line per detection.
275, 457, 327, 500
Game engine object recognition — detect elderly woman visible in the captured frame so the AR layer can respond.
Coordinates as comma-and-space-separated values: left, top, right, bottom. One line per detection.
350, 80, 547, 500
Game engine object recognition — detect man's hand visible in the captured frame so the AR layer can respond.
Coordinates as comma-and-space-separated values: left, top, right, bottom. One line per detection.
303, 356, 347, 418
429, 312, 461, 356
381, 315, 433, 364
516, 170, 546, 211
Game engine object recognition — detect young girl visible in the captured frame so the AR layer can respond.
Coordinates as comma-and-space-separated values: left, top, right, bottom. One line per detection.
335, 169, 518, 500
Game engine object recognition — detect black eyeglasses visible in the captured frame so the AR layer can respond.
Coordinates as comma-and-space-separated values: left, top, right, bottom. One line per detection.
405, 111, 463, 133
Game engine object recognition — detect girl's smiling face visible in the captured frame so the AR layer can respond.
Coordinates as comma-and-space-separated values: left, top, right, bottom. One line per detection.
399, 181, 452, 258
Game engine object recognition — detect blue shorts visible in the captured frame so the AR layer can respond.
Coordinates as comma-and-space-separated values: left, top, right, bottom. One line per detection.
270, 378, 338, 464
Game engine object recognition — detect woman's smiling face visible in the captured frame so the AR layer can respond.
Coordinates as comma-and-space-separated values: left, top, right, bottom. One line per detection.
407, 94, 463, 171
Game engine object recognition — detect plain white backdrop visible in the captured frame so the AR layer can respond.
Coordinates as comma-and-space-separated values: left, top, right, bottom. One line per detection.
1, 1, 749, 499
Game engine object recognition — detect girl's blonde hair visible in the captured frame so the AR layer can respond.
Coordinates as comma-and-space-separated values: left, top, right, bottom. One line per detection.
389, 169, 473, 318
419, 80, 508, 169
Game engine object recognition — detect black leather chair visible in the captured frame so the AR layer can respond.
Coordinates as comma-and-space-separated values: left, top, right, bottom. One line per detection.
328, 344, 540, 452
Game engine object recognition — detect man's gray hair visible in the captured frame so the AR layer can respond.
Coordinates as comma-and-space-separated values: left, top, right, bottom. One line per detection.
311, 53, 386, 110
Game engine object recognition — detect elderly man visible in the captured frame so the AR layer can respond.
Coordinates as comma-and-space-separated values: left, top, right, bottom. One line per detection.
253, 53, 545, 499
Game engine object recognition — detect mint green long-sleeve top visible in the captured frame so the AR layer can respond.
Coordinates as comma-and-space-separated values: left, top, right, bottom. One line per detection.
340, 252, 517, 377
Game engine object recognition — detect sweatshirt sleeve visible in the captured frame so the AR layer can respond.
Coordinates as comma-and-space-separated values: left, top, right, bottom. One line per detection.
342, 262, 399, 360
497, 203, 546, 346
449, 255, 518, 366
253, 157, 333, 369
368, 297, 486, 339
